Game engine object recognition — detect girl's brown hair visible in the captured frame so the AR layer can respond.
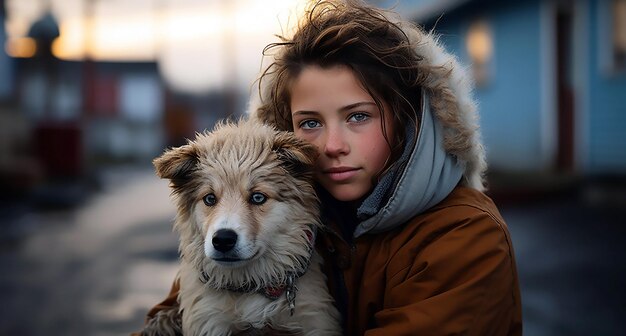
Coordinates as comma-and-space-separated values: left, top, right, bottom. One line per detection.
256, 0, 428, 171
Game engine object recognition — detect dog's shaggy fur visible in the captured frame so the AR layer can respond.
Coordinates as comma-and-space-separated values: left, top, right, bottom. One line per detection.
148, 119, 341, 336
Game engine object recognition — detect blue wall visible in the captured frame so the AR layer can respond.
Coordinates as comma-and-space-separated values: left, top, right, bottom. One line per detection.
432, 0, 545, 171
587, 0, 626, 172
0, 8, 14, 100
377, 0, 626, 173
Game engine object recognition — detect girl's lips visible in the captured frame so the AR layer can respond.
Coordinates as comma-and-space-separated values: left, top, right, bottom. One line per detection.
323, 167, 360, 182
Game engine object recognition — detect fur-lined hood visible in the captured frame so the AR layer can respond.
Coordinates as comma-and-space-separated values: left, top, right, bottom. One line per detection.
249, 20, 486, 236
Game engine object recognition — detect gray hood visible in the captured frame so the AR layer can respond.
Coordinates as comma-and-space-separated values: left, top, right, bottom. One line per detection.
354, 91, 464, 237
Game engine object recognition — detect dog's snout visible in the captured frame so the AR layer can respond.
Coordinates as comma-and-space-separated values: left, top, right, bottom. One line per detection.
212, 229, 238, 253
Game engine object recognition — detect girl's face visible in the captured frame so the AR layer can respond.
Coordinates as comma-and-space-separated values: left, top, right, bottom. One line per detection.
290, 65, 394, 202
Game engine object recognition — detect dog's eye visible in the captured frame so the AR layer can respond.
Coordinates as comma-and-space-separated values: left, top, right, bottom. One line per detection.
249, 192, 267, 205
203, 193, 217, 206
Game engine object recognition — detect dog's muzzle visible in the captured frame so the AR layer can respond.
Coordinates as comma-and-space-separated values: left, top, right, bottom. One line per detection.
210, 229, 257, 265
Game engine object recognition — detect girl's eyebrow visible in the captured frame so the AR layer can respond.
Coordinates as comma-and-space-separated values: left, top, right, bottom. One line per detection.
292, 110, 318, 117
339, 101, 377, 112
292, 101, 377, 116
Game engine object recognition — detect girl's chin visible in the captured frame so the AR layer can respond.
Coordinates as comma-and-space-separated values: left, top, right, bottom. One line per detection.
324, 184, 371, 203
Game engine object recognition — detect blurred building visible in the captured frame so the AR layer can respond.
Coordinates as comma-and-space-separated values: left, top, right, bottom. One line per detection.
0, 0, 248, 203
376, 0, 626, 175
0, 0, 11, 99
0, 0, 39, 198
0, 0, 302, 199
9, 16, 165, 179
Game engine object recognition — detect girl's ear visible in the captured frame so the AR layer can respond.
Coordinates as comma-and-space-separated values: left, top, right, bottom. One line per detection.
272, 132, 319, 178
153, 144, 198, 188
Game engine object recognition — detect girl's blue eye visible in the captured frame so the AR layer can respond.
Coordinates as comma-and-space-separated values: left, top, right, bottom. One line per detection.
300, 120, 321, 129
348, 113, 369, 122
249, 192, 267, 205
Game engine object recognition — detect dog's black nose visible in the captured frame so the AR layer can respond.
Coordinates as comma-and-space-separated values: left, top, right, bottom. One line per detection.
212, 229, 238, 253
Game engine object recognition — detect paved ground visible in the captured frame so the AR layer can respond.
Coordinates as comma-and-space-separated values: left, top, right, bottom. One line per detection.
0, 167, 180, 336
500, 189, 626, 335
0, 166, 624, 335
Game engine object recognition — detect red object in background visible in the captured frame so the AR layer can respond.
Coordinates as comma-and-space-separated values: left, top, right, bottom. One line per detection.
555, 6, 575, 172
86, 75, 119, 117
83, 61, 119, 117
34, 121, 83, 178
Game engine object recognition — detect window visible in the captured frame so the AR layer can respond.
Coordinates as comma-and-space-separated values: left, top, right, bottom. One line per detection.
466, 19, 493, 86
613, 0, 626, 69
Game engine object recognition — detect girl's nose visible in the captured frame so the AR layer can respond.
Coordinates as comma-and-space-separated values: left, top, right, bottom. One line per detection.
323, 128, 349, 157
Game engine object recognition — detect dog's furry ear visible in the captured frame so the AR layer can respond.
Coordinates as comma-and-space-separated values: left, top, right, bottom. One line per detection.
272, 132, 318, 179
153, 143, 198, 189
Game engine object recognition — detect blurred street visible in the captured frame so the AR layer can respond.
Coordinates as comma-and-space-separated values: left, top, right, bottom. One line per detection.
0, 166, 180, 336
497, 179, 626, 336
0, 166, 625, 335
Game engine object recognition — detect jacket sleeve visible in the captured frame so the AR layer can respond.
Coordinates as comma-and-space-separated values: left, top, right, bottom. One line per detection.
146, 276, 181, 320
366, 208, 521, 336
130, 276, 181, 336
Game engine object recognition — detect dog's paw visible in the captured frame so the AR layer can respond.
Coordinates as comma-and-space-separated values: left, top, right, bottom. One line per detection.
139, 308, 183, 336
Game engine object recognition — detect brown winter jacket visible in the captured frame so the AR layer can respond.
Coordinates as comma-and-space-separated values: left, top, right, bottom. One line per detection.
318, 186, 522, 335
